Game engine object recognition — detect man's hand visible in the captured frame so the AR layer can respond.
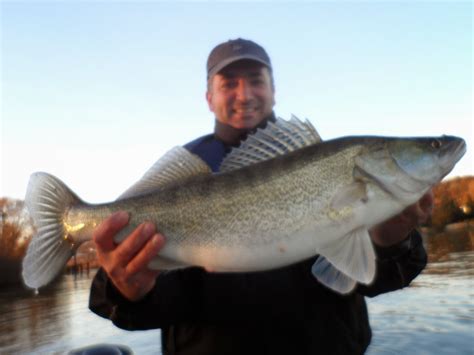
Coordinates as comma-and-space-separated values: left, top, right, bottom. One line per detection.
93, 211, 165, 302
369, 190, 434, 247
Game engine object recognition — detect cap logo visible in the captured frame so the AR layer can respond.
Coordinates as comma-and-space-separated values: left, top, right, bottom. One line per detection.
232, 43, 243, 51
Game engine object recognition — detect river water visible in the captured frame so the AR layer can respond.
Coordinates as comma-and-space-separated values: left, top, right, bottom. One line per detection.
1, 240, 473, 354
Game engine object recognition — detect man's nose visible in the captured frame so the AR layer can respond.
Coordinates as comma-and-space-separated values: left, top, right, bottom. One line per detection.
236, 80, 253, 101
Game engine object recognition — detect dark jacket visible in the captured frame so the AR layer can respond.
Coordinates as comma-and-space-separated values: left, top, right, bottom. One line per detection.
89, 131, 427, 355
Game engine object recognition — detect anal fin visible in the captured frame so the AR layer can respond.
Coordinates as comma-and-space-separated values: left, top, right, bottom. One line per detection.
311, 257, 357, 294
311, 227, 376, 294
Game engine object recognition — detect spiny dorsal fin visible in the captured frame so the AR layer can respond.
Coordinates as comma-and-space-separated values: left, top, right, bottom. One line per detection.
220, 115, 322, 172
117, 146, 211, 200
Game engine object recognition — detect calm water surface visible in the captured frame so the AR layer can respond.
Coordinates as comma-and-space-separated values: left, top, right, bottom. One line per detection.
1, 250, 472, 354
366, 250, 473, 355
0, 276, 161, 354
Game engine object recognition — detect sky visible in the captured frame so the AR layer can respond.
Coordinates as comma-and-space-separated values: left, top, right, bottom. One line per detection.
1, 1, 472, 203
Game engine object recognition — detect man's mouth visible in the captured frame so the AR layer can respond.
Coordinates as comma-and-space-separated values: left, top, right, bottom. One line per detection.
233, 107, 258, 115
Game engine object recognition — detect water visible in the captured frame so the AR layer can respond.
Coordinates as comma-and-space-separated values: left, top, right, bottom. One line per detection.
1, 244, 472, 354
366, 250, 474, 355
0, 276, 161, 354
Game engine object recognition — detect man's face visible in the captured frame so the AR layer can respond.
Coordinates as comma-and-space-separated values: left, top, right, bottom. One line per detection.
206, 60, 275, 130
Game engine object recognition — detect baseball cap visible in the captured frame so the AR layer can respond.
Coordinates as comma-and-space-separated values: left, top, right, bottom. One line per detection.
206, 38, 272, 79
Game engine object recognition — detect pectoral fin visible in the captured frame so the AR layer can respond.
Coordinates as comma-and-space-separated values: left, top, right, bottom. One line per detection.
311, 227, 376, 294
330, 182, 368, 210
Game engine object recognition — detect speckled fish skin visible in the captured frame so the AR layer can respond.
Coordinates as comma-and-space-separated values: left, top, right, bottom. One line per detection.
65, 138, 358, 259
21, 131, 466, 291
57, 136, 464, 267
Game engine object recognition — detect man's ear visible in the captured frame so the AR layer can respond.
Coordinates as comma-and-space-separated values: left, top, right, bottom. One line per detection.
206, 91, 214, 112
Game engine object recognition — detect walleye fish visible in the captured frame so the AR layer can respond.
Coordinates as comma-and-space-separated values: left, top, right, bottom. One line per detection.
21, 117, 466, 293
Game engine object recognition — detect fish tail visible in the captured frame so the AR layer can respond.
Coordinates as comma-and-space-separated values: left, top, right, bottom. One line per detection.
22, 172, 82, 289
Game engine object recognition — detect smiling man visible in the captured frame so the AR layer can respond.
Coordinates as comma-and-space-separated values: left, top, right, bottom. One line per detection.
207, 41, 276, 144
89, 38, 430, 355
209, 59, 275, 137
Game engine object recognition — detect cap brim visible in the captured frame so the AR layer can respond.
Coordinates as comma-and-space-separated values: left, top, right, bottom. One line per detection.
207, 55, 271, 79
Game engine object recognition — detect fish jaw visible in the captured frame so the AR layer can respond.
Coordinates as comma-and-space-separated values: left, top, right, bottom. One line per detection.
437, 136, 466, 178
352, 137, 464, 209
388, 136, 467, 185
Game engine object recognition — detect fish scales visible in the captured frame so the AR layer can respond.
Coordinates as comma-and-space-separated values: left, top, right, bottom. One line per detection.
66, 140, 362, 262
141, 140, 359, 246
21, 117, 466, 293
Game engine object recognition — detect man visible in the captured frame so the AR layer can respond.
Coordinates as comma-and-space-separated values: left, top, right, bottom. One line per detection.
89, 38, 431, 354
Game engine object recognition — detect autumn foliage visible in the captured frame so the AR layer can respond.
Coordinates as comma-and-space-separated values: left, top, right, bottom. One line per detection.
0, 198, 31, 260
428, 176, 474, 229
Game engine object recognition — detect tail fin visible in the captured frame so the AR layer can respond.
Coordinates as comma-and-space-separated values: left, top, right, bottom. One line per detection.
22, 172, 81, 289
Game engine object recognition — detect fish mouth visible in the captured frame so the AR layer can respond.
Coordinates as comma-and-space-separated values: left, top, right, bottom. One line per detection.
439, 136, 466, 177
452, 138, 467, 161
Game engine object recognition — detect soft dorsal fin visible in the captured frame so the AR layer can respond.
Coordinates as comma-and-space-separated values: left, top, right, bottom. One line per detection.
117, 146, 211, 200
220, 115, 322, 172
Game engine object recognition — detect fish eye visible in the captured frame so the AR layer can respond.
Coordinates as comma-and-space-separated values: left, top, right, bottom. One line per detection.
431, 139, 442, 149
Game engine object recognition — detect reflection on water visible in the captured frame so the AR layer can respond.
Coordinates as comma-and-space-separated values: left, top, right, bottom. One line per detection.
0, 224, 473, 354
0, 277, 161, 354
366, 251, 474, 355
367, 221, 474, 355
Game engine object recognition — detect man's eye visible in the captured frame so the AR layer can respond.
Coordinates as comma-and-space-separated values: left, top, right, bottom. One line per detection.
251, 79, 264, 86
221, 81, 237, 89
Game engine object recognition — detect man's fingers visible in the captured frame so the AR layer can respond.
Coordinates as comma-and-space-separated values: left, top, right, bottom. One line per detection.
419, 190, 434, 214
370, 190, 435, 247
114, 222, 156, 266
399, 191, 434, 226
93, 211, 129, 252
126, 234, 165, 275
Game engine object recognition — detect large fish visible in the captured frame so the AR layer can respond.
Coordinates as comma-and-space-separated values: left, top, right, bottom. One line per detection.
22, 117, 466, 293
